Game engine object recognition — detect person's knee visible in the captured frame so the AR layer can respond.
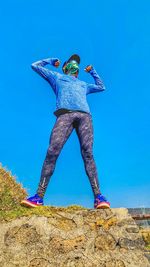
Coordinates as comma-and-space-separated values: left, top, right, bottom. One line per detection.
47, 144, 61, 158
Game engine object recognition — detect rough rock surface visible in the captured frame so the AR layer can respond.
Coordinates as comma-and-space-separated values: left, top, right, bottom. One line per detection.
0, 208, 149, 267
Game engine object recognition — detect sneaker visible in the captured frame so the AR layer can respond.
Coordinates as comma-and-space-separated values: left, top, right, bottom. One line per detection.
94, 193, 110, 209
20, 193, 44, 208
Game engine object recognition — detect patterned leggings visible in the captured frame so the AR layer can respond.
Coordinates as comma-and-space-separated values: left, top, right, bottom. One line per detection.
36, 111, 101, 198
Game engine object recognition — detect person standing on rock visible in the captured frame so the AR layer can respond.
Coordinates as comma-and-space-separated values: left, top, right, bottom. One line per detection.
21, 54, 110, 209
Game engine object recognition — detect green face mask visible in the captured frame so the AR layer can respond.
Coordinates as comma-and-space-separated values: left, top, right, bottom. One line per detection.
64, 60, 79, 75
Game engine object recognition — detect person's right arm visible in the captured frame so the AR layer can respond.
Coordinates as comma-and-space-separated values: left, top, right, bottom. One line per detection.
31, 58, 60, 94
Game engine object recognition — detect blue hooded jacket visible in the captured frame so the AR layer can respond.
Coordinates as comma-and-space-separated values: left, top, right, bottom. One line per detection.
31, 58, 105, 117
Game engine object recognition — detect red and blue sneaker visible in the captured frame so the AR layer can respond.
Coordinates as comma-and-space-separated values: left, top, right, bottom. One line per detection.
94, 193, 110, 209
20, 193, 44, 208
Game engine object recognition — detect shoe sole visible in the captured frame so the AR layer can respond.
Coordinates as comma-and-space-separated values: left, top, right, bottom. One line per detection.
20, 200, 43, 208
95, 202, 110, 209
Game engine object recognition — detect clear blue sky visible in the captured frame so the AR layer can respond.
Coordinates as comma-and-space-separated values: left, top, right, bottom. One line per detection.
0, 0, 150, 208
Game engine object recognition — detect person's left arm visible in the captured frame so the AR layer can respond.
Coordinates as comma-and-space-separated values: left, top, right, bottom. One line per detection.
85, 66, 106, 95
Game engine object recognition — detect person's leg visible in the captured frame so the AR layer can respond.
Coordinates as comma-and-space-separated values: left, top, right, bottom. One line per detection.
36, 113, 74, 198
75, 113, 101, 197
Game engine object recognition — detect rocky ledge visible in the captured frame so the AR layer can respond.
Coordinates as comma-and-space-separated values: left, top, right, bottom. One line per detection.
0, 207, 150, 267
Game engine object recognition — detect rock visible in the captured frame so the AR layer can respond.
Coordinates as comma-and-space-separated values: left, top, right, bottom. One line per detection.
126, 226, 139, 233
119, 237, 145, 250
0, 208, 150, 267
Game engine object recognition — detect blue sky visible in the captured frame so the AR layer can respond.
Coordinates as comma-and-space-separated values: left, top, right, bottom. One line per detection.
0, 0, 150, 208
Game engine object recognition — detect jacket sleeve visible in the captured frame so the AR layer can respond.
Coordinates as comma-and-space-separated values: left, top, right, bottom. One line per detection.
86, 67, 106, 95
31, 58, 58, 94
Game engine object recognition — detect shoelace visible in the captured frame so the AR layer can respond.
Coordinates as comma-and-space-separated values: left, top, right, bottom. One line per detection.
28, 194, 41, 201
95, 195, 107, 202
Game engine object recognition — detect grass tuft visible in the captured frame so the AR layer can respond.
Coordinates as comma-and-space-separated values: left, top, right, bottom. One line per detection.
0, 163, 87, 222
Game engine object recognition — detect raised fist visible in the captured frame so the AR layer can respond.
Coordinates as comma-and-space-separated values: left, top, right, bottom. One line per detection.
51, 58, 61, 67
54, 60, 60, 67
84, 65, 93, 72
